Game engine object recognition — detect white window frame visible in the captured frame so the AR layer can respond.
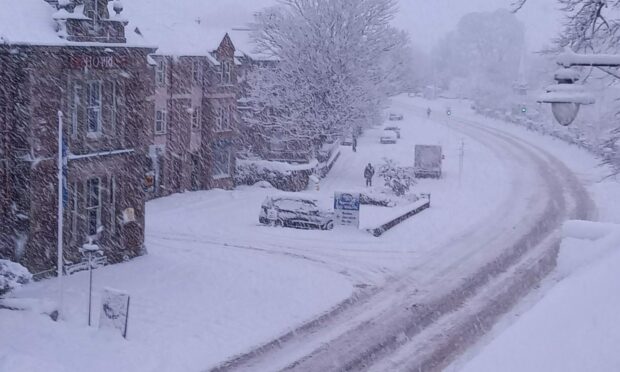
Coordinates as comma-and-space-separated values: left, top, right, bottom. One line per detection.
221, 61, 231, 84
111, 81, 117, 135
86, 177, 101, 237
216, 107, 223, 131
222, 106, 230, 130
86, 81, 102, 134
71, 181, 79, 240
156, 58, 167, 87
192, 107, 201, 131
228, 104, 234, 129
155, 109, 167, 134
192, 60, 202, 86
71, 83, 81, 137
213, 147, 232, 178
109, 176, 116, 234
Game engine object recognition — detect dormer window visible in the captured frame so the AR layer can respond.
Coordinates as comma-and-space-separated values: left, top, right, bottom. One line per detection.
192, 60, 202, 86
221, 61, 232, 84
156, 59, 167, 87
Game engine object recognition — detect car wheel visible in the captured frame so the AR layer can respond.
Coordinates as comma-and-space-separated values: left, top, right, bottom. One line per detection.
323, 221, 334, 230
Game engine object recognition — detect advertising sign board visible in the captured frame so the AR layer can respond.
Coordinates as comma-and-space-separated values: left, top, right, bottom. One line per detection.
334, 192, 360, 228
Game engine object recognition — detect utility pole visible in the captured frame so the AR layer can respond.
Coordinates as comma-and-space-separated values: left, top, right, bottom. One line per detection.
57, 111, 65, 316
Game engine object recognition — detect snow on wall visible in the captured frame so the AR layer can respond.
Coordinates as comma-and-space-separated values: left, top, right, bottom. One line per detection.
459, 221, 620, 372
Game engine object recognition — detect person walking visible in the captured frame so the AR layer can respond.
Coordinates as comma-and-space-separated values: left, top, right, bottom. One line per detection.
364, 163, 375, 187
352, 136, 357, 152
427, 107, 431, 118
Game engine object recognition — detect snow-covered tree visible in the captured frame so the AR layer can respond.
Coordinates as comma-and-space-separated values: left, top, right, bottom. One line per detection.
513, 0, 620, 174
247, 0, 413, 153
432, 9, 525, 107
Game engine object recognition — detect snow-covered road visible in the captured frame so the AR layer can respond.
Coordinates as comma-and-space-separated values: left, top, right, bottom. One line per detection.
212, 97, 595, 371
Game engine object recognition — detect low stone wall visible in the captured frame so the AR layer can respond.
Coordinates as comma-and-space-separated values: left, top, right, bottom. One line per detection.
367, 195, 431, 237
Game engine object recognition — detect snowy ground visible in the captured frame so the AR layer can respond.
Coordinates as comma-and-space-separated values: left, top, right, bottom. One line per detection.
3, 95, 618, 372
0, 94, 518, 372
406, 96, 620, 372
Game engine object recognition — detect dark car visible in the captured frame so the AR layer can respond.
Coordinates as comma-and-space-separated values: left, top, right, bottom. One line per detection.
259, 196, 334, 230
384, 125, 401, 138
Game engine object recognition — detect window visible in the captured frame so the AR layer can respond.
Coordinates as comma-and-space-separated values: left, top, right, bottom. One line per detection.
222, 106, 230, 129
87, 81, 102, 133
109, 176, 116, 234
71, 181, 79, 240
192, 60, 202, 85
155, 109, 167, 134
156, 58, 167, 86
86, 178, 101, 236
216, 107, 223, 131
71, 83, 81, 136
213, 145, 232, 178
192, 107, 201, 131
221, 61, 231, 84
228, 104, 234, 128
111, 81, 117, 135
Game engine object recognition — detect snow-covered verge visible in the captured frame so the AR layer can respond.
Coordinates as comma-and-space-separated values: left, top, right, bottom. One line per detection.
455, 221, 620, 372
0, 260, 32, 297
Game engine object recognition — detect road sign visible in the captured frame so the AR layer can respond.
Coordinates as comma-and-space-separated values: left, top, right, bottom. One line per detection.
334, 192, 360, 228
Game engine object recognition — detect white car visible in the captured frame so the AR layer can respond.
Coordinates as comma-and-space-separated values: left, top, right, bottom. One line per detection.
259, 196, 334, 230
380, 130, 398, 144
389, 113, 404, 121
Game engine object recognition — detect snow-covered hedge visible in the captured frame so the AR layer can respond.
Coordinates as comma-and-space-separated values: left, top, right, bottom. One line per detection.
0, 260, 32, 297
235, 159, 318, 192
473, 104, 620, 174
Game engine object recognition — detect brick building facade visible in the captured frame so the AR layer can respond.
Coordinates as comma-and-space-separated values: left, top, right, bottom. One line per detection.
0, 0, 154, 273
148, 34, 238, 197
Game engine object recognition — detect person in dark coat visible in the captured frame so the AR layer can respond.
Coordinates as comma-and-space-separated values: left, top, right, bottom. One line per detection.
352, 136, 357, 152
364, 163, 375, 187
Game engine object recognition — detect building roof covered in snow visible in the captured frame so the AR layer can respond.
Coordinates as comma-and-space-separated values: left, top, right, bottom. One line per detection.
119, 0, 233, 56
119, 0, 275, 60
0, 0, 150, 47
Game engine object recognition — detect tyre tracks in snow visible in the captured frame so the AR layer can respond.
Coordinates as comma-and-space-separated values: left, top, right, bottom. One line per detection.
208, 108, 595, 371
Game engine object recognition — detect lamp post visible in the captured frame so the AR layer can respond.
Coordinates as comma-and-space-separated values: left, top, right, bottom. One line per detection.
80, 239, 100, 326
539, 49, 620, 126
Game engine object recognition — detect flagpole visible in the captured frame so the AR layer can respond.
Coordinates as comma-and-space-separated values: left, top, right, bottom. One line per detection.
57, 110, 64, 316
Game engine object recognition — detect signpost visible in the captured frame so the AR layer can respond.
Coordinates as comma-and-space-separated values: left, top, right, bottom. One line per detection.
334, 192, 360, 228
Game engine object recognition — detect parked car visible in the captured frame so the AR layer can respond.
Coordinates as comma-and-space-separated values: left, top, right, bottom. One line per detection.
259, 196, 334, 230
389, 113, 404, 121
340, 136, 354, 146
380, 130, 398, 144
383, 125, 401, 138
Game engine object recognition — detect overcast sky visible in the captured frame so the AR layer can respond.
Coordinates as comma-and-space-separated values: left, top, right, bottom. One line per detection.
203, 0, 562, 53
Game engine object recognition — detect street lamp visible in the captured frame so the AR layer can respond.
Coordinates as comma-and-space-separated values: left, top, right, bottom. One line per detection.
539, 49, 620, 126
538, 67, 594, 126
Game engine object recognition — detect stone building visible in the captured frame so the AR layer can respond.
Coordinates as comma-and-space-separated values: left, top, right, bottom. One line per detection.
0, 0, 154, 274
